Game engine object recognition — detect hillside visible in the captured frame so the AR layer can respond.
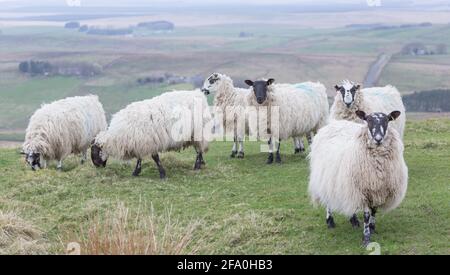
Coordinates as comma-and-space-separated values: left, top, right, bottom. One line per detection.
0, 119, 449, 254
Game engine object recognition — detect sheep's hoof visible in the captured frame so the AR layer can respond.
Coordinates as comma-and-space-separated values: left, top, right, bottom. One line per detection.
230, 151, 237, 158
132, 172, 140, 177
159, 172, 166, 180
80, 159, 85, 165
294, 148, 305, 154
362, 237, 371, 248
350, 215, 360, 228
326, 217, 336, 229
194, 162, 202, 170
57, 167, 63, 172
267, 153, 274, 164
237, 152, 244, 159
275, 153, 282, 164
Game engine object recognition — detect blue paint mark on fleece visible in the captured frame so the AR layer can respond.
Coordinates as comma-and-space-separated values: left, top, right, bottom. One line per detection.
293, 82, 320, 106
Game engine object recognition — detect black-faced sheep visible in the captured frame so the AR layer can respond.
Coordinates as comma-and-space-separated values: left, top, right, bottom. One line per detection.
331, 80, 406, 138
22, 95, 107, 170
308, 111, 408, 246
245, 79, 329, 164
91, 90, 212, 179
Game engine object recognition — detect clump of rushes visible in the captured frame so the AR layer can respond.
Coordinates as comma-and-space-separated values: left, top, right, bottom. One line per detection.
65, 203, 202, 255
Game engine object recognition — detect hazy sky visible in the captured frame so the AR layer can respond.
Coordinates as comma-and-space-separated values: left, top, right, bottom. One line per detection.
0, 0, 446, 7
0, 0, 391, 5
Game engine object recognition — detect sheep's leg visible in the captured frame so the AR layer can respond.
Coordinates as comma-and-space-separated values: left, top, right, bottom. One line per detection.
41, 159, 47, 169
151, 154, 166, 179
369, 207, 377, 234
350, 214, 360, 228
326, 208, 336, 229
237, 139, 245, 159
363, 208, 372, 247
230, 136, 238, 158
307, 132, 313, 145
294, 137, 305, 154
81, 151, 87, 165
132, 159, 142, 177
199, 153, 206, 165
194, 151, 204, 171
56, 160, 63, 171
267, 138, 274, 164
275, 140, 281, 163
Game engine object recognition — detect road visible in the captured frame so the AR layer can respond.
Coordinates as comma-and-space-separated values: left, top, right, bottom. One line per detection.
363, 53, 392, 88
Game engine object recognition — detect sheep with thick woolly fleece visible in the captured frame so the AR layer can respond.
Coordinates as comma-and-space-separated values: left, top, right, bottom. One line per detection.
22, 95, 107, 170
308, 111, 408, 246
331, 80, 406, 138
202, 73, 250, 158
91, 90, 212, 179
245, 79, 329, 164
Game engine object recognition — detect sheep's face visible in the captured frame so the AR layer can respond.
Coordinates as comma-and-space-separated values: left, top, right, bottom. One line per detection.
202, 73, 221, 95
335, 82, 360, 108
91, 144, 107, 168
245, 79, 275, 105
356, 110, 401, 146
25, 152, 41, 171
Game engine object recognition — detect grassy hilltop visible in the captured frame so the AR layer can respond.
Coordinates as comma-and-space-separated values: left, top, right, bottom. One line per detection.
0, 119, 449, 254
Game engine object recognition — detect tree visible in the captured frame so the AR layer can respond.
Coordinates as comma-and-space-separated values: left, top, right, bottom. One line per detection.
436, 44, 448, 55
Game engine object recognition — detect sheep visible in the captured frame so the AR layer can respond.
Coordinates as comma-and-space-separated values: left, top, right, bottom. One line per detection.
244, 79, 329, 164
331, 80, 406, 138
202, 73, 250, 158
22, 95, 107, 170
91, 90, 212, 179
308, 111, 408, 246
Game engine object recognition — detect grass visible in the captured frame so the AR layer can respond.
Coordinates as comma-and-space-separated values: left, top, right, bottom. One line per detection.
0, 119, 449, 255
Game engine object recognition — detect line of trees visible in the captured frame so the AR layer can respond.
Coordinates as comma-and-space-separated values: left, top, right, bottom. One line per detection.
403, 90, 450, 112
18, 60, 102, 77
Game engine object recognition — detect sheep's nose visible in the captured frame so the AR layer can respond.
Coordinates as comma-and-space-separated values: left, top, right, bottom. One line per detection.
374, 135, 383, 144
201, 88, 210, 94
257, 97, 264, 104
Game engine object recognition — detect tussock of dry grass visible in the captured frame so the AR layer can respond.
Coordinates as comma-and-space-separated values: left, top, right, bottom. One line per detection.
66, 203, 201, 255
0, 210, 48, 255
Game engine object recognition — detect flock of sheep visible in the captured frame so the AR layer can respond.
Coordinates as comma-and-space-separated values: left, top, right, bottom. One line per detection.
21, 73, 408, 247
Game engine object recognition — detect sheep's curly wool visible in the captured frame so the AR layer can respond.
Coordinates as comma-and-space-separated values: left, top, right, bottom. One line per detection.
330, 85, 406, 138
94, 90, 211, 160
22, 95, 107, 162
247, 82, 329, 141
308, 119, 408, 216
211, 74, 250, 138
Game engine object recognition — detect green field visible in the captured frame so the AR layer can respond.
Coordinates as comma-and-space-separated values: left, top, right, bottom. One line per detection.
0, 119, 449, 255
1, 23, 450, 132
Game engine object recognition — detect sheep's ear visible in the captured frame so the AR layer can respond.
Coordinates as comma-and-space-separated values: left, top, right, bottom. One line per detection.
356, 110, 367, 121
355, 84, 361, 90
334, 85, 341, 91
19, 150, 26, 155
267, 78, 275, 85
388, 111, 401, 121
245, 80, 254, 86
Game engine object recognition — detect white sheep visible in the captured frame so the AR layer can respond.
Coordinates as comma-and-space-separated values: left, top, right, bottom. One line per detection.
202, 73, 250, 158
22, 95, 107, 170
331, 80, 406, 138
245, 79, 329, 164
308, 111, 408, 246
91, 90, 212, 179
